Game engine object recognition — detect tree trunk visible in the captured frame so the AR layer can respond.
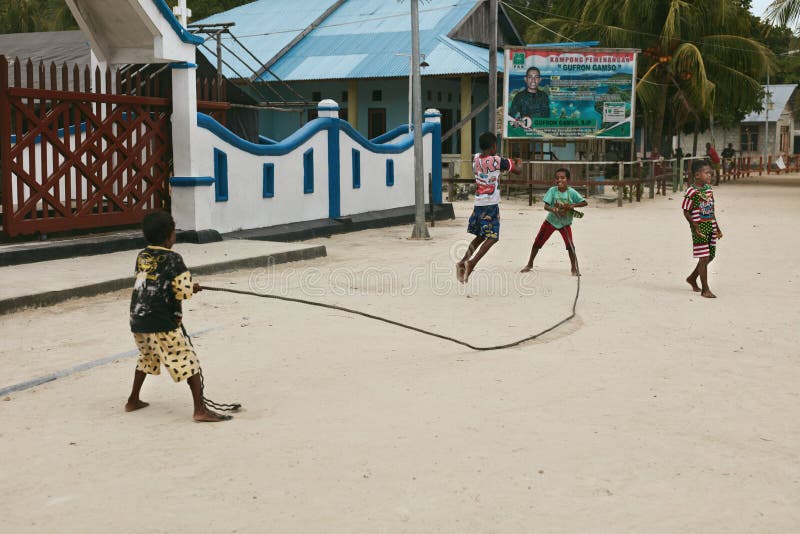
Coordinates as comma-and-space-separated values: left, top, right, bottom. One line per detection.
647, 74, 670, 158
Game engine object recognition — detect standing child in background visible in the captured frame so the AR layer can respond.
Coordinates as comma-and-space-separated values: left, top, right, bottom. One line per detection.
456, 132, 522, 283
706, 142, 721, 185
683, 160, 724, 298
521, 168, 587, 276
126, 211, 232, 422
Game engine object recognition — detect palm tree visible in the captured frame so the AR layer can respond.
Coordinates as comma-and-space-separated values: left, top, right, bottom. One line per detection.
0, 0, 43, 33
525, 0, 772, 152
765, 0, 800, 25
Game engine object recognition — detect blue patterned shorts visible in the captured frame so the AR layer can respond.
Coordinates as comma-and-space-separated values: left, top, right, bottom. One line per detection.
467, 204, 500, 239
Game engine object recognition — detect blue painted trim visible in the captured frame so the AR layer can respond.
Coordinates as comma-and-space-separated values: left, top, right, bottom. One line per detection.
386, 159, 394, 187
11, 121, 87, 144
370, 125, 410, 144
258, 134, 277, 145
151, 0, 204, 45
430, 121, 442, 204
318, 105, 339, 111
214, 148, 229, 201
327, 121, 341, 218
303, 148, 314, 194
262, 163, 275, 198
351, 149, 361, 189
170, 62, 197, 69
424, 111, 442, 118
171, 176, 215, 186
197, 113, 437, 156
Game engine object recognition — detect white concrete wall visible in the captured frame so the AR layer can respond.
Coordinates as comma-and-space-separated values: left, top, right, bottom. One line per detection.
173, 101, 442, 234
192, 127, 330, 231
337, 133, 432, 216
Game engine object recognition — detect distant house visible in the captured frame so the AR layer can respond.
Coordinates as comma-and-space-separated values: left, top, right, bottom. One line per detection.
194, 0, 523, 162
0, 29, 261, 141
675, 84, 799, 160
0, 30, 94, 87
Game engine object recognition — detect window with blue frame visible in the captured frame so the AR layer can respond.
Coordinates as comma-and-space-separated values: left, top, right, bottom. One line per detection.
303, 148, 314, 194
263, 163, 274, 198
352, 149, 361, 189
386, 159, 394, 187
214, 148, 228, 201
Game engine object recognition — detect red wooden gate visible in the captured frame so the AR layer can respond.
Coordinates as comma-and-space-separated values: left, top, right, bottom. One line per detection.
0, 56, 172, 237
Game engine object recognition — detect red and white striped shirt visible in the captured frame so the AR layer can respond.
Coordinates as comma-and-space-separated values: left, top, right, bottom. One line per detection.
682, 185, 715, 222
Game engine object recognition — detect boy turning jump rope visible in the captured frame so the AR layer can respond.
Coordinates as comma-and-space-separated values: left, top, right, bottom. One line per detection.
126, 211, 233, 422
521, 168, 587, 276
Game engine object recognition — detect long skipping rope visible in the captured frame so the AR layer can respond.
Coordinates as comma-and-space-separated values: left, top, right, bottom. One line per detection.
199, 231, 582, 352
180, 323, 242, 416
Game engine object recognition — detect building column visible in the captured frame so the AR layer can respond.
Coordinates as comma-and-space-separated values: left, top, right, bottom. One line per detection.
169, 63, 212, 232
460, 75, 472, 178
348, 79, 358, 130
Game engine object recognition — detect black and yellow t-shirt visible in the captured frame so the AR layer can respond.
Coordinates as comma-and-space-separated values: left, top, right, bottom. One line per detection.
129, 246, 193, 333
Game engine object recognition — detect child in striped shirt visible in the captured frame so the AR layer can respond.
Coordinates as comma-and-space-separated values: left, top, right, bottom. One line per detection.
682, 160, 724, 298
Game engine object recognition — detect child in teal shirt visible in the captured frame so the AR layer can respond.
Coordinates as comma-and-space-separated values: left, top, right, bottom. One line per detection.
521, 168, 587, 276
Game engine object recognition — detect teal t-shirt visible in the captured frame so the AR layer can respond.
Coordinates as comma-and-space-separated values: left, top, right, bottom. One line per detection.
543, 186, 585, 229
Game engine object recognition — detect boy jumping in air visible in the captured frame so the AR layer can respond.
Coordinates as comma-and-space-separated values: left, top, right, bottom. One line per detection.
521, 168, 587, 275
126, 211, 232, 422
683, 160, 724, 298
456, 132, 521, 282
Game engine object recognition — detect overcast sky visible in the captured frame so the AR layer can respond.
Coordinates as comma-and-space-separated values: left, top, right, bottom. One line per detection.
751, 0, 771, 19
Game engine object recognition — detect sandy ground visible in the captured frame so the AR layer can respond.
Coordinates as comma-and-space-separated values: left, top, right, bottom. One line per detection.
1, 177, 799, 533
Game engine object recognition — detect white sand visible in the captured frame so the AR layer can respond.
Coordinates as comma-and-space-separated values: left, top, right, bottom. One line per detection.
1, 177, 799, 533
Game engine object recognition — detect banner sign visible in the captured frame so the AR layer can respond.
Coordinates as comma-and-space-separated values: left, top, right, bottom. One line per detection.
503, 48, 637, 139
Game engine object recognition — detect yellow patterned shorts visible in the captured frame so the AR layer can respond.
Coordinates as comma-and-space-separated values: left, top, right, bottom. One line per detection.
133, 328, 200, 382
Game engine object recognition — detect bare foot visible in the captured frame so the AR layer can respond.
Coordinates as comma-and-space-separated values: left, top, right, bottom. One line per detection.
193, 409, 233, 422
700, 290, 717, 299
686, 277, 701, 292
456, 262, 466, 282
125, 400, 149, 412
463, 261, 475, 282
520, 265, 533, 273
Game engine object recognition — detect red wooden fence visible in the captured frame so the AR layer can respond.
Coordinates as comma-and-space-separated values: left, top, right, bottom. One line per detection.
0, 55, 172, 237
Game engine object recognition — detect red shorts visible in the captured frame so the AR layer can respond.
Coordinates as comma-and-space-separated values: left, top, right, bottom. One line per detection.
533, 220, 574, 249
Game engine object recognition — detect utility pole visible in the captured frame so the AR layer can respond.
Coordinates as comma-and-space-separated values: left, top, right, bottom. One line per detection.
764, 72, 770, 170
409, 0, 430, 239
488, 0, 498, 135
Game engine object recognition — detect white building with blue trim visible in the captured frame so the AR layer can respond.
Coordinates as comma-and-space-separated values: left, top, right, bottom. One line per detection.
195, 0, 523, 167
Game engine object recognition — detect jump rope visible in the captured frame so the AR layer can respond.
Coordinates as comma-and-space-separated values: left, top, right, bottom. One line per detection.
188, 209, 582, 414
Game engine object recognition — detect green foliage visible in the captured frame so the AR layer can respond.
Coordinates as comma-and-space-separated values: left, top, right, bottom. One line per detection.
520, 0, 774, 150
188, 0, 254, 21
0, 0, 77, 33
0, 0, 253, 34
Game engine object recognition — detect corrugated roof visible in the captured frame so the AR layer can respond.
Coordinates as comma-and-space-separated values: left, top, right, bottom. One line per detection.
194, 0, 503, 81
193, 0, 336, 80
0, 30, 92, 88
741, 84, 797, 123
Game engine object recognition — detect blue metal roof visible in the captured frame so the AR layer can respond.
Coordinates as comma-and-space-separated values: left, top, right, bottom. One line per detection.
194, 0, 503, 81
741, 84, 797, 123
